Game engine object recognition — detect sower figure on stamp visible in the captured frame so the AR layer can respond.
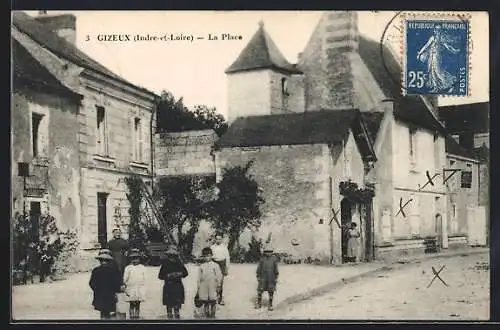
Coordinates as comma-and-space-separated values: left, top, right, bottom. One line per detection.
211, 233, 230, 305
417, 25, 460, 93
107, 228, 129, 280
89, 249, 122, 320
255, 244, 279, 311
158, 245, 189, 319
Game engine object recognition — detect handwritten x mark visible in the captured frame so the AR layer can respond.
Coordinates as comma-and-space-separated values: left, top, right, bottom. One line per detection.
329, 208, 341, 229
443, 169, 461, 185
418, 171, 440, 191
427, 265, 449, 288
395, 197, 413, 218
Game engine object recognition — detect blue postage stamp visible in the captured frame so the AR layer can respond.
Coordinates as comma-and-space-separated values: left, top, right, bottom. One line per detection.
404, 17, 469, 96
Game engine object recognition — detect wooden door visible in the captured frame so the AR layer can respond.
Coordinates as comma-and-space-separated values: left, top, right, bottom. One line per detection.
97, 193, 108, 247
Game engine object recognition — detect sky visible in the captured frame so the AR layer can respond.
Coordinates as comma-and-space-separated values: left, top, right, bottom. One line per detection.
24, 11, 489, 119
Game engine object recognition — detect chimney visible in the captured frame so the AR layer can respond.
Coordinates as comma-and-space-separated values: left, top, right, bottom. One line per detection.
34, 12, 77, 45
322, 11, 359, 109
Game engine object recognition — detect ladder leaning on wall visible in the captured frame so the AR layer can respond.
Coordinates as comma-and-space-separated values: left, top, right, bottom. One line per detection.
136, 178, 178, 247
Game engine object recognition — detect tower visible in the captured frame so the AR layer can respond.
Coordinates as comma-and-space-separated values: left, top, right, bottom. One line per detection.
225, 21, 303, 123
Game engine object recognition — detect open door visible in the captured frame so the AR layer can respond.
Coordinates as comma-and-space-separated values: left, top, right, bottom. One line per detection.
341, 198, 353, 263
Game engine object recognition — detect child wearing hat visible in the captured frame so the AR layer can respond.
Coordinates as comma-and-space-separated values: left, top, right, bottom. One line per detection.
122, 248, 146, 319
89, 249, 123, 319
196, 247, 223, 318
255, 244, 279, 311
158, 245, 188, 319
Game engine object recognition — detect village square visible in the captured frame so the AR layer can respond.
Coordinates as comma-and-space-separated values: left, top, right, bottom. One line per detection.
11, 10, 490, 321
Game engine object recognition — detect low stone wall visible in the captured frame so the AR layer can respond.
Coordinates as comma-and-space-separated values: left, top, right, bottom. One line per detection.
155, 130, 217, 177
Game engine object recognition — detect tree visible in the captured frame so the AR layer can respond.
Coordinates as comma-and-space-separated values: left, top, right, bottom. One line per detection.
156, 90, 228, 136
192, 105, 228, 137
156, 175, 213, 259
207, 161, 264, 252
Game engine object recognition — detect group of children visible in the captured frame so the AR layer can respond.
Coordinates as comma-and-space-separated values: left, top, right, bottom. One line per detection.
89, 243, 279, 320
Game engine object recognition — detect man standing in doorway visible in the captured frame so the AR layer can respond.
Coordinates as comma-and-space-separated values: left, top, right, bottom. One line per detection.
107, 228, 129, 280
211, 233, 230, 305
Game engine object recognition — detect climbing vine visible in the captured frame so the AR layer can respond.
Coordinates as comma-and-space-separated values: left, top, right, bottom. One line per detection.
124, 175, 148, 249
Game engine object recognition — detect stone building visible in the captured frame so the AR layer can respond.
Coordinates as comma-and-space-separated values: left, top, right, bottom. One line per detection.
225, 21, 305, 122
12, 38, 83, 235
220, 12, 465, 261
216, 110, 376, 263
12, 11, 157, 268
439, 102, 489, 244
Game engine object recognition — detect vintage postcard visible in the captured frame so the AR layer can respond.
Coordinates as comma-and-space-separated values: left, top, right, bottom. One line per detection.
11, 10, 490, 321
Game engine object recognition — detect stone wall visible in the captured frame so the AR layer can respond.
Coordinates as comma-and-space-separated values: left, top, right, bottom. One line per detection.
11, 88, 81, 233
216, 144, 331, 261
445, 155, 480, 237
269, 71, 305, 114
155, 130, 217, 177
299, 11, 361, 111
227, 70, 272, 122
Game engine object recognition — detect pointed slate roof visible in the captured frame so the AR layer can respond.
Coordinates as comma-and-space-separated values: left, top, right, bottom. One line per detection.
225, 21, 302, 74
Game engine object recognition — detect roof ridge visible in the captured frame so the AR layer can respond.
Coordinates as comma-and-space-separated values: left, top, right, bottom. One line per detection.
12, 11, 156, 97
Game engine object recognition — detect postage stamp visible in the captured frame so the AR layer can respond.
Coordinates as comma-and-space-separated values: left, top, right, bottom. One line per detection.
402, 13, 470, 96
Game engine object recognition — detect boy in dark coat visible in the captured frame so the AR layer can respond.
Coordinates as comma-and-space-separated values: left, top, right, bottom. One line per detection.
158, 245, 188, 319
255, 244, 279, 311
89, 249, 123, 319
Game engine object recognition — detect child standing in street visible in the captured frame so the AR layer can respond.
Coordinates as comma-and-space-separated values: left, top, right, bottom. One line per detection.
122, 248, 146, 319
255, 244, 279, 311
89, 249, 123, 320
158, 245, 188, 319
196, 247, 223, 319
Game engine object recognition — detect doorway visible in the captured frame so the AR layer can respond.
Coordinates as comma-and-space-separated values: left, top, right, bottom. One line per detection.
29, 202, 41, 242
341, 197, 353, 263
97, 193, 109, 247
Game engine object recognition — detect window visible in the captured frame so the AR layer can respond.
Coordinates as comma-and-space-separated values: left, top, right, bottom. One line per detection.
133, 117, 143, 162
433, 133, 441, 169
96, 106, 108, 155
281, 78, 289, 95
461, 171, 472, 188
409, 127, 417, 165
32, 113, 43, 157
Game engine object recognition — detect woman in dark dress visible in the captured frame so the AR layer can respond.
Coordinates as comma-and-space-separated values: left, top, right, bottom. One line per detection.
158, 245, 188, 319
107, 228, 129, 280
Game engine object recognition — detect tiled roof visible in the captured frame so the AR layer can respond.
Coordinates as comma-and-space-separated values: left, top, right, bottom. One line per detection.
358, 36, 445, 135
394, 96, 448, 135
360, 112, 384, 142
12, 11, 156, 97
13, 38, 82, 99
445, 135, 479, 160
216, 109, 374, 153
225, 22, 302, 74
439, 102, 489, 134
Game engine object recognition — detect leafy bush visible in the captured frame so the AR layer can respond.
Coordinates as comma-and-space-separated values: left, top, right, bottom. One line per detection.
244, 236, 263, 263
12, 213, 66, 282
52, 230, 79, 275
229, 244, 248, 264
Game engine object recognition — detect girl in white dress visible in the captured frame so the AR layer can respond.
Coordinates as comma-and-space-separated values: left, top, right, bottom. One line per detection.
122, 248, 146, 319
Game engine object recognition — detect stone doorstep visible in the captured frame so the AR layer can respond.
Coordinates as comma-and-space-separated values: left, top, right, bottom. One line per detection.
255, 247, 489, 317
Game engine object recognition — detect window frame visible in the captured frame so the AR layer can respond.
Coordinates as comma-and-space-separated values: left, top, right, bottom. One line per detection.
96, 106, 108, 156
